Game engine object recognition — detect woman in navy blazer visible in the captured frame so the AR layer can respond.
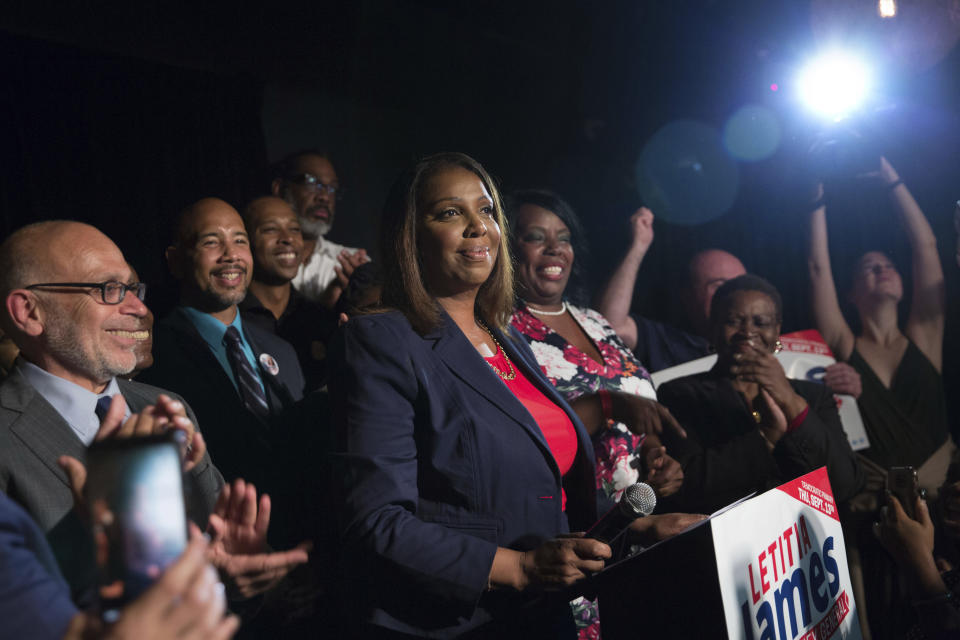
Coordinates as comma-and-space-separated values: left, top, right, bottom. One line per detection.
330, 153, 610, 638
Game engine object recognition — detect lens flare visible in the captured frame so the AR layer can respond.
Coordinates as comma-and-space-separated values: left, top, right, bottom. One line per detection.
797, 51, 871, 121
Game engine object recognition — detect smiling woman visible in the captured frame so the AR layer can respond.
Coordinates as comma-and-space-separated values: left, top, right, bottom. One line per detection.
507, 189, 699, 639
329, 153, 612, 638
656, 274, 864, 514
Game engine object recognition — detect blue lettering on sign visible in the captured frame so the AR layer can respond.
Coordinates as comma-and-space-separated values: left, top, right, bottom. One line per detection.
805, 366, 827, 383
808, 552, 828, 612
740, 535, 841, 639
775, 568, 811, 639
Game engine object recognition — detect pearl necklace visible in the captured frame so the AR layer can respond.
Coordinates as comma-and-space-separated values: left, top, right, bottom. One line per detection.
524, 300, 567, 316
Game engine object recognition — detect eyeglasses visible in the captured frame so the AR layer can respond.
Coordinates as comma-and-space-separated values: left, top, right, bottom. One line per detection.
288, 173, 342, 199
25, 281, 147, 305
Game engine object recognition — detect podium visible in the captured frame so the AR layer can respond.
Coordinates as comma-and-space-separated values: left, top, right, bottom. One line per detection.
595, 468, 862, 640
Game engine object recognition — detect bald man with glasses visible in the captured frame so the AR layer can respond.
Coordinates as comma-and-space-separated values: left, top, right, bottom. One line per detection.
0, 220, 223, 533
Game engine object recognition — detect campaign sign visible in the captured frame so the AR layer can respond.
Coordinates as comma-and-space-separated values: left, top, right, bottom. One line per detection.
596, 469, 861, 639
776, 331, 868, 451
711, 467, 861, 640
648, 329, 869, 451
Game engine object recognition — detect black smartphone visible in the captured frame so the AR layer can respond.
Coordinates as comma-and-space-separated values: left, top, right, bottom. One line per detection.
887, 466, 920, 521
85, 434, 188, 622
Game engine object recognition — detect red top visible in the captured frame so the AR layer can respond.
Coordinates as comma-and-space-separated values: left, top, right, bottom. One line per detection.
484, 346, 578, 510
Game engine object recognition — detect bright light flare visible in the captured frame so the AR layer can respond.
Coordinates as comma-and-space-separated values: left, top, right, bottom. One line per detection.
797, 51, 871, 121
878, 0, 896, 18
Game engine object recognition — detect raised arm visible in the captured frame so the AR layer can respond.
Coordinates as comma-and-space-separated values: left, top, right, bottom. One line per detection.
882, 158, 945, 370
595, 207, 655, 350
806, 183, 856, 360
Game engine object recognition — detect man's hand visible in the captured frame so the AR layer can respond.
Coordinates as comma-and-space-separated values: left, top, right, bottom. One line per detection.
320, 248, 368, 309
153, 394, 206, 471
206, 479, 310, 599
823, 362, 862, 399
93, 394, 206, 471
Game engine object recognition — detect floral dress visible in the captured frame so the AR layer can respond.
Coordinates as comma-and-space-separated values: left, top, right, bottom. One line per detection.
511, 302, 656, 500
511, 302, 656, 640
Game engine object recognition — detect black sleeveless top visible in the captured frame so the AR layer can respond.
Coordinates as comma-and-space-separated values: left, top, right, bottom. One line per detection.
849, 340, 949, 469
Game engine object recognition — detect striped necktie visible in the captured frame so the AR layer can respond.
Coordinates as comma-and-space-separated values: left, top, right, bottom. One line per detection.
223, 326, 271, 421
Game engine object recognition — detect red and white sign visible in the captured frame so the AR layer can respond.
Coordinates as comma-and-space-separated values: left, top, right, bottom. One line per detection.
711, 468, 862, 640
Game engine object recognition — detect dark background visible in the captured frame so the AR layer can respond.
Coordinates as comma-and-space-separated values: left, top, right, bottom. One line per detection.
2, 0, 960, 433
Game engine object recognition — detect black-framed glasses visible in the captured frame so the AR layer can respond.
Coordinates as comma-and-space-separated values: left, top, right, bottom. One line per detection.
25, 281, 147, 305
288, 173, 342, 199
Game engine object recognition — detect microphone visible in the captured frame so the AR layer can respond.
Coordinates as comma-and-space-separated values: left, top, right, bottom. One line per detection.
585, 482, 657, 544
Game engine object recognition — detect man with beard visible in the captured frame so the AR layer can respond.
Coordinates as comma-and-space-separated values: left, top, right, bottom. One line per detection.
0, 221, 223, 532
139, 198, 305, 504
270, 151, 368, 307
238, 196, 334, 391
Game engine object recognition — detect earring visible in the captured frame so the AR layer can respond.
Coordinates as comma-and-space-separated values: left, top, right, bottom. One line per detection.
774, 339, 783, 354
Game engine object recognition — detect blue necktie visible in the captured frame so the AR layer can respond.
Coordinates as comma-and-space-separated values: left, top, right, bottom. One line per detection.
95, 395, 113, 422
223, 326, 271, 421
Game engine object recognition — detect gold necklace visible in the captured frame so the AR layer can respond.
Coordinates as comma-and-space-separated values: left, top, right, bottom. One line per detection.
480, 324, 516, 381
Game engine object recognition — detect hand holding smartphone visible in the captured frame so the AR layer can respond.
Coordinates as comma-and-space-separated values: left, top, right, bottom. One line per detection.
886, 466, 920, 521
85, 434, 187, 622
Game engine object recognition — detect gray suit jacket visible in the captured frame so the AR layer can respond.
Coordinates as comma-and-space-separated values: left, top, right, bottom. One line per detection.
0, 366, 224, 532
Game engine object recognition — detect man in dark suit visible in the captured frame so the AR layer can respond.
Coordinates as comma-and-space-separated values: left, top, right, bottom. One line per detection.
0, 221, 223, 533
139, 198, 305, 534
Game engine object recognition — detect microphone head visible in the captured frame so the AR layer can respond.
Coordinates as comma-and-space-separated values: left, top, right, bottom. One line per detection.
622, 482, 657, 517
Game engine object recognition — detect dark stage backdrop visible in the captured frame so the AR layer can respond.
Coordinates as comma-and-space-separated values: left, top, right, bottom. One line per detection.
3, 16, 960, 440
0, 32, 269, 314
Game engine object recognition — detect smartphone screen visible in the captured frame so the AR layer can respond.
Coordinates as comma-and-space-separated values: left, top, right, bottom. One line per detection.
86, 435, 187, 621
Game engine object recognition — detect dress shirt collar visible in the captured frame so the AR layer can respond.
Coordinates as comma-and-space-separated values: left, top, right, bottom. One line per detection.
178, 305, 245, 349
177, 305, 263, 391
18, 358, 125, 446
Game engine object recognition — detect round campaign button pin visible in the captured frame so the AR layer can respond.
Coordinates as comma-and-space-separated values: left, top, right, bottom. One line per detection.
259, 353, 280, 376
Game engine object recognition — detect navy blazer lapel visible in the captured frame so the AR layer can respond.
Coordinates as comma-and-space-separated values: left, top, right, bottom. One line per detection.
166, 311, 251, 407
2, 370, 87, 488
427, 317, 555, 463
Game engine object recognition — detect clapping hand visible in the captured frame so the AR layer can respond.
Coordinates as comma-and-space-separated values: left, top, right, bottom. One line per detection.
206, 479, 311, 599
94, 394, 206, 471
730, 342, 808, 426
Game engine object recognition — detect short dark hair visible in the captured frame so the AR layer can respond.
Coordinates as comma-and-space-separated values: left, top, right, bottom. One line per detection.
379, 152, 514, 335
710, 274, 783, 324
